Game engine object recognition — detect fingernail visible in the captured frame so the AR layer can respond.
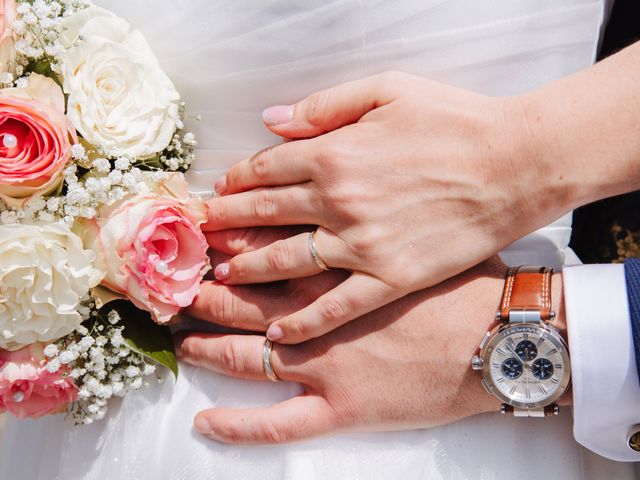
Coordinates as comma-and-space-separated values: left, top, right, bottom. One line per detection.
214, 263, 230, 281
266, 324, 283, 341
174, 338, 183, 358
263, 105, 294, 126
194, 416, 212, 435
214, 175, 227, 195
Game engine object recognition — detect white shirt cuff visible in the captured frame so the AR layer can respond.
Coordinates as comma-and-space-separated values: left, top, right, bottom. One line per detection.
563, 264, 640, 461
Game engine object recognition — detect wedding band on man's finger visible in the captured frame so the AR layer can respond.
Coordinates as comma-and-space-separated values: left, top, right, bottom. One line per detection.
177, 333, 298, 382
263, 338, 280, 382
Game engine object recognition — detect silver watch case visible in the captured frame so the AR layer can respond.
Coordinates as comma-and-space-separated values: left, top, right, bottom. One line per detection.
475, 322, 571, 410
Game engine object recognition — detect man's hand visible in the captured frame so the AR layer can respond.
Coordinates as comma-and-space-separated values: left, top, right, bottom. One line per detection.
176, 259, 515, 444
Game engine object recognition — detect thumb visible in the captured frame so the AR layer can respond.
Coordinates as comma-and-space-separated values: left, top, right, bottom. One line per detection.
263, 72, 402, 138
194, 395, 338, 444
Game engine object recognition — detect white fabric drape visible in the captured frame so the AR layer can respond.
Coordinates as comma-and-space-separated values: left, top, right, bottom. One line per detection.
0, 1, 633, 478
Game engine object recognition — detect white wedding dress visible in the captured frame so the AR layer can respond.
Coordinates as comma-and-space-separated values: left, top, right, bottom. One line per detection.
0, 1, 635, 479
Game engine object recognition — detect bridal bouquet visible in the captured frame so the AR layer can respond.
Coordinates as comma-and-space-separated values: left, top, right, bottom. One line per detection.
0, 0, 210, 424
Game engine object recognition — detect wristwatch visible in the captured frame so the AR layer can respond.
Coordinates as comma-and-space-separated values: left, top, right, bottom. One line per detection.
471, 266, 571, 417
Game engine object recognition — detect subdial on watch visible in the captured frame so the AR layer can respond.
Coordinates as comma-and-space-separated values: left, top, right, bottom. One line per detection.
531, 358, 554, 380
515, 340, 537, 362
501, 357, 523, 379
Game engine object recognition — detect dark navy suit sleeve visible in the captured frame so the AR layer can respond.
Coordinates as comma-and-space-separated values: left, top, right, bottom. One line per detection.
623, 259, 640, 383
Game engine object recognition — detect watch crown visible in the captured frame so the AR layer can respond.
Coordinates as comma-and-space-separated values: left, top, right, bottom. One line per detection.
471, 355, 483, 370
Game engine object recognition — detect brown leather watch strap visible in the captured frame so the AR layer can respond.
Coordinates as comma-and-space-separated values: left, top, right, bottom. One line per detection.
499, 266, 553, 321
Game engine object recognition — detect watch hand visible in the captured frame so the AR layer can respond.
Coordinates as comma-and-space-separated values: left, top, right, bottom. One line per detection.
506, 344, 523, 364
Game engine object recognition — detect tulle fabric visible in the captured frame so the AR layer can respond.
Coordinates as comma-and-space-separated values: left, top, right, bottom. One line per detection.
1, 1, 634, 479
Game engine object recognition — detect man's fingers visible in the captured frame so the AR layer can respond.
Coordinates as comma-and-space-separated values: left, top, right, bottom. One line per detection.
204, 185, 322, 231
186, 281, 296, 330
185, 273, 346, 330
194, 395, 337, 444
205, 226, 311, 256
262, 72, 404, 139
266, 273, 397, 344
176, 333, 303, 382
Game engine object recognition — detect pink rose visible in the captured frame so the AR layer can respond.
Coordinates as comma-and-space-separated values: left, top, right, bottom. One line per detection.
84, 173, 210, 323
0, 0, 15, 40
0, 343, 77, 419
0, 0, 16, 81
0, 74, 76, 208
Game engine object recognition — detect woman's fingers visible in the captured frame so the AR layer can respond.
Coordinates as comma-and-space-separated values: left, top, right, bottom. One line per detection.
220, 141, 315, 195
194, 395, 337, 444
204, 184, 322, 231
213, 231, 346, 284
205, 226, 311, 256
266, 273, 397, 344
176, 332, 304, 382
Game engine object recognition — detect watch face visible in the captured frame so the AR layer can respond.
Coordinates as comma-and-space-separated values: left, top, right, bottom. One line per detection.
484, 324, 570, 408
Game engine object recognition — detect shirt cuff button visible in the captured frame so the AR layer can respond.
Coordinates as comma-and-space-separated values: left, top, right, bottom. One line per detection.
627, 427, 640, 452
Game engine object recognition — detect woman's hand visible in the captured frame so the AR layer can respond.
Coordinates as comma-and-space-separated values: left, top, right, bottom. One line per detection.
176, 259, 567, 444
204, 72, 570, 344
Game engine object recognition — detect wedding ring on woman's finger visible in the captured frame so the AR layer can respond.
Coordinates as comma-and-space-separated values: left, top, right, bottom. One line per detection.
308, 229, 330, 272
263, 338, 280, 382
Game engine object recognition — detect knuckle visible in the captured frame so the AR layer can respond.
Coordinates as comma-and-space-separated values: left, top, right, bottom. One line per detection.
212, 288, 240, 326
249, 148, 272, 180
266, 240, 294, 272
250, 190, 279, 221
216, 421, 243, 443
180, 337, 201, 361
304, 90, 332, 128
228, 257, 247, 280
208, 200, 228, 226
313, 138, 347, 168
286, 316, 308, 340
257, 420, 288, 444
318, 295, 350, 325
344, 224, 381, 255
219, 339, 243, 374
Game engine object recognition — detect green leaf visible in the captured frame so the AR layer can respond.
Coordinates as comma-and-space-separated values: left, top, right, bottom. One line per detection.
103, 300, 179, 379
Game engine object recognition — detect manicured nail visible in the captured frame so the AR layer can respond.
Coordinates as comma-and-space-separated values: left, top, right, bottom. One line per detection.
215, 263, 230, 281
263, 105, 294, 126
194, 416, 212, 435
266, 324, 283, 341
214, 175, 227, 195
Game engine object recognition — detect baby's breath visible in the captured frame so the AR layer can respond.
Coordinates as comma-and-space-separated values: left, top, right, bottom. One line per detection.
47, 301, 160, 425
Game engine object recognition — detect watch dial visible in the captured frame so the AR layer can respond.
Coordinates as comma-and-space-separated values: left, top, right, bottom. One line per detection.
501, 358, 523, 379
515, 340, 537, 362
488, 327, 567, 406
531, 358, 554, 380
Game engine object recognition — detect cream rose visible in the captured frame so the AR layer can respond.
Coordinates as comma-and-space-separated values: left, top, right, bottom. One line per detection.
0, 223, 104, 351
61, 6, 179, 158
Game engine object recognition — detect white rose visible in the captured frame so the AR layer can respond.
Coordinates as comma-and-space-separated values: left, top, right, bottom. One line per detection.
0, 223, 104, 350
60, 7, 179, 158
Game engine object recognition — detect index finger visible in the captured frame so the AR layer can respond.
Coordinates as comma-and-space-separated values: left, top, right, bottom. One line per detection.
221, 140, 316, 195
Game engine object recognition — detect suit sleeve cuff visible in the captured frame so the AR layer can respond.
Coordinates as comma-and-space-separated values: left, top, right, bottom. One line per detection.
563, 264, 640, 461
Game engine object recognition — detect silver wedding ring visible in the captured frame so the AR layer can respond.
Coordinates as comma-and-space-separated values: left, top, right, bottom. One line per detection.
308, 229, 330, 272
263, 338, 280, 383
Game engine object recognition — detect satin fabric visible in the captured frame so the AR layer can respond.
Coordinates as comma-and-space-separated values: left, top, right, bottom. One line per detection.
0, 1, 634, 478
